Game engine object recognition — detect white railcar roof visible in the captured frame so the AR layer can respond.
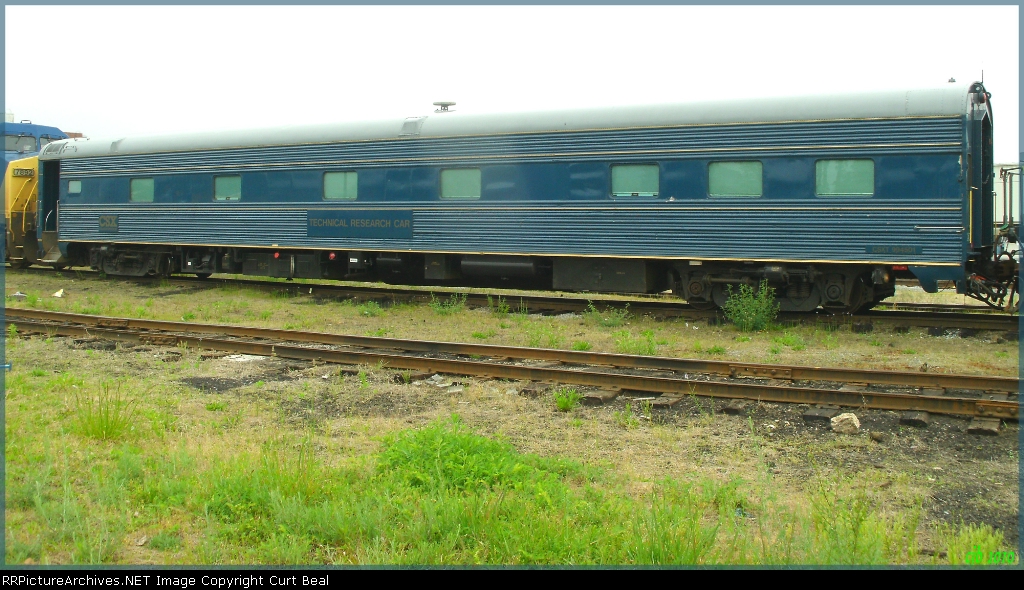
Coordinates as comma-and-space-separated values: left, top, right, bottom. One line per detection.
46, 83, 981, 159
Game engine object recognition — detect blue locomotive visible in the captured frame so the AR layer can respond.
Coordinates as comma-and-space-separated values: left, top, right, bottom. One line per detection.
31, 82, 1018, 312
4, 120, 69, 174
4, 120, 71, 267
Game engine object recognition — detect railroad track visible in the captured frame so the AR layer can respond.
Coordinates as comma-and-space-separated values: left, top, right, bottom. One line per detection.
872, 302, 1003, 314
6, 267, 1020, 333
6, 309, 1018, 423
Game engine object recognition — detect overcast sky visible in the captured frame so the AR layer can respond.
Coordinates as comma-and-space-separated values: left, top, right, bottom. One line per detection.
4, 5, 1020, 162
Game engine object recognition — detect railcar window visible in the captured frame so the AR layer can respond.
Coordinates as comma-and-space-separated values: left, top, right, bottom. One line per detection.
130, 178, 155, 203
815, 159, 874, 196
611, 164, 659, 197
440, 169, 481, 200
214, 175, 242, 201
708, 161, 763, 197
324, 171, 358, 200
5, 135, 36, 152
68, 180, 82, 194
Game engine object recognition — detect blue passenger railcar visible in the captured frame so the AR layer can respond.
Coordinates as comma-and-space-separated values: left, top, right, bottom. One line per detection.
37, 82, 1014, 312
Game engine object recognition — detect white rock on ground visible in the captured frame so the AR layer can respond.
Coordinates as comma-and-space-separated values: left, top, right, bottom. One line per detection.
830, 412, 861, 434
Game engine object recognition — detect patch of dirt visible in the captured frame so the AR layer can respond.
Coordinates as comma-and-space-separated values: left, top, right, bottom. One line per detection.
72, 338, 121, 351
148, 289, 203, 298
275, 376, 450, 426
929, 484, 1020, 545
277, 390, 341, 425
179, 377, 248, 393
643, 395, 1019, 544
346, 388, 447, 418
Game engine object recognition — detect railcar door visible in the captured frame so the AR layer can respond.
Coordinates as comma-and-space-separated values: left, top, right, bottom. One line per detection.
36, 159, 61, 261
968, 82, 994, 250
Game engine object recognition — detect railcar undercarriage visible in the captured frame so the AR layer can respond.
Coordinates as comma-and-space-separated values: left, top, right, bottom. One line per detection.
671, 262, 894, 314
963, 230, 1021, 312
73, 243, 922, 314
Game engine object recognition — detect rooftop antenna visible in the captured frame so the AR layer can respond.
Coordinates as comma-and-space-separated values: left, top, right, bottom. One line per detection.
433, 101, 455, 113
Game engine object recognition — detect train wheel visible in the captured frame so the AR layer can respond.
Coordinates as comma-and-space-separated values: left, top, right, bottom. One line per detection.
687, 300, 717, 311
779, 285, 822, 312
831, 281, 870, 314
195, 273, 212, 279
10, 259, 31, 269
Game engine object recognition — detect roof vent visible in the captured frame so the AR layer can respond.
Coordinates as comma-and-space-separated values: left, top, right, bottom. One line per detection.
400, 117, 426, 137
948, 77, 956, 83
433, 101, 455, 113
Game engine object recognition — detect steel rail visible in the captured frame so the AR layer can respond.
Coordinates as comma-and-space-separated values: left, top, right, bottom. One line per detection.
873, 302, 1000, 314
6, 267, 1019, 329
7, 308, 1019, 394
852, 309, 1017, 331
8, 318, 1017, 420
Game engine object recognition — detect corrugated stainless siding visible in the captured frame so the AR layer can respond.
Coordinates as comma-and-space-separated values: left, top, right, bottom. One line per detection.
58, 201, 965, 264
59, 118, 964, 177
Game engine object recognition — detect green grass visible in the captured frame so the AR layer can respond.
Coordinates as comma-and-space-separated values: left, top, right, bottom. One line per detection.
571, 340, 592, 351
357, 302, 383, 317
614, 330, 657, 356
694, 341, 725, 355
821, 333, 840, 350
149, 530, 182, 552
429, 293, 467, 316
73, 381, 139, 441
615, 402, 641, 429
583, 302, 630, 328
522, 322, 563, 349
5, 388, 1015, 565
3, 272, 1017, 565
488, 295, 511, 316
471, 330, 497, 340
552, 387, 584, 412
773, 332, 807, 351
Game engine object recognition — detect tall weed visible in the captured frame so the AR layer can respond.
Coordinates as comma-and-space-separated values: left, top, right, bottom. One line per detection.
721, 281, 779, 332
583, 302, 630, 328
73, 381, 138, 441
429, 293, 467, 316
552, 387, 584, 412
